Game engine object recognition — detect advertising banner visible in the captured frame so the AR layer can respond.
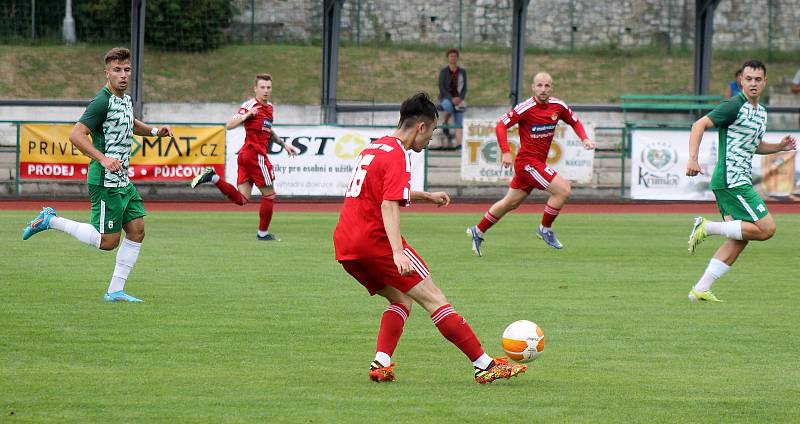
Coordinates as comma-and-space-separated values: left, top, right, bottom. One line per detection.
630, 128, 800, 200
225, 126, 425, 197
19, 123, 226, 181
461, 120, 594, 183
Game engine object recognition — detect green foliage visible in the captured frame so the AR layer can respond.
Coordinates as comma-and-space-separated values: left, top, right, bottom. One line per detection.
0, 0, 65, 42
74, 0, 129, 43
2, 210, 800, 422
72, 0, 235, 51
145, 0, 236, 51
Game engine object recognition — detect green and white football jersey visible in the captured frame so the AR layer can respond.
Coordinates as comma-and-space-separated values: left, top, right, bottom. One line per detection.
706, 92, 767, 189
78, 86, 135, 187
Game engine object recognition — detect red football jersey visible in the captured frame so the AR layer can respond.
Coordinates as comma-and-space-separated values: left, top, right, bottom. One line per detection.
334, 136, 412, 260
497, 96, 587, 163
234, 98, 274, 154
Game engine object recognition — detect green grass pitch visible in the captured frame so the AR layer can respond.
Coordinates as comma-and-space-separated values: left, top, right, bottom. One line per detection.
2, 209, 799, 423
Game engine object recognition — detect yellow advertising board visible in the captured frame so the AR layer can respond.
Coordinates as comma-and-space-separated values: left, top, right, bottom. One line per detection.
19, 124, 225, 180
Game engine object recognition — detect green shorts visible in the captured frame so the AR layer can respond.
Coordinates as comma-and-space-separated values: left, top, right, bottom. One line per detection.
88, 183, 146, 234
712, 185, 769, 222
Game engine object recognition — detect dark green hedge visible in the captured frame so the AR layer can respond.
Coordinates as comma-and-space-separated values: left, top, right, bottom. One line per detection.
1, 0, 235, 51
145, 0, 236, 51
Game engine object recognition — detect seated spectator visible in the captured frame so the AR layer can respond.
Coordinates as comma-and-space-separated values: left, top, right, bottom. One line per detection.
438, 48, 467, 149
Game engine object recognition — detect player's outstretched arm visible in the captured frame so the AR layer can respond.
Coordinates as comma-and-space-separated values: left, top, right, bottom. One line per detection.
756, 135, 797, 154
686, 116, 714, 176
411, 191, 450, 207
133, 119, 172, 137
226, 104, 260, 129
270, 131, 298, 156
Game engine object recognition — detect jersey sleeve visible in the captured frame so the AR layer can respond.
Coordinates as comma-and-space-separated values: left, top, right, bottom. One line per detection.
78, 94, 109, 132
706, 98, 741, 127
382, 151, 411, 206
496, 108, 521, 153
559, 104, 588, 140
232, 102, 250, 120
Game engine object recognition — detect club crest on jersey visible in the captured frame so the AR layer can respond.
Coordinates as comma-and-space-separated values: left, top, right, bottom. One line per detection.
550, 113, 559, 121
262, 119, 273, 130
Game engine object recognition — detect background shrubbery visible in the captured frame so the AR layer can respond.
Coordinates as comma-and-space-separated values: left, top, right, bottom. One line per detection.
1, 0, 235, 51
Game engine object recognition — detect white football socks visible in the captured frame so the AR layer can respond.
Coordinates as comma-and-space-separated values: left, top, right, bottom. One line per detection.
693, 258, 731, 293
211, 174, 220, 184
374, 352, 391, 368
49, 216, 101, 248
107, 238, 142, 293
705, 220, 743, 240
473, 353, 493, 370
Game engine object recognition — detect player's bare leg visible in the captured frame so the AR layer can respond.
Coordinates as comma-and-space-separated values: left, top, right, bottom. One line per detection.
369, 286, 414, 382
689, 214, 772, 302
468, 188, 528, 256
537, 175, 571, 249
237, 181, 254, 202
487, 188, 529, 220
741, 213, 776, 241
406, 277, 526, 383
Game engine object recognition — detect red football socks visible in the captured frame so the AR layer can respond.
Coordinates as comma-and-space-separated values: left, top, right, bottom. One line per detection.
476, 211, 500, 234
259, 194, 275, 232
541, 204, 561, 228
376, 303, 409, 357
431, 304, 485, 362
215, 180, 246, 206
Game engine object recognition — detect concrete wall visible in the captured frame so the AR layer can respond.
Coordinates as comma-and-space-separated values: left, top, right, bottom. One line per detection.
231, 0, 800, 51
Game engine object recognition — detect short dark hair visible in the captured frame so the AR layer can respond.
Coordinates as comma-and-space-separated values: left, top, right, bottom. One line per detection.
734, 68, 743, 77
104, 47, 131, 65
446, 48, 459, 57
741, 60, 766, 75
255, 73, 272, 85
398, 92, 438, 129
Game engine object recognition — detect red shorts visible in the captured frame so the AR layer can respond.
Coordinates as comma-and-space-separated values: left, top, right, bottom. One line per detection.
510, 160, 557, 193
237, 146, 275, 187
339, 246, 430, 295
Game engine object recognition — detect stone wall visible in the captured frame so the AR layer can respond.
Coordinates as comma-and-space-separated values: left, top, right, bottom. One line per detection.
231, 0, 800, 51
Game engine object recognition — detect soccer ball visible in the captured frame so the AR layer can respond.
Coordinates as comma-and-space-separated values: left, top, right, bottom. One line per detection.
501, 320, 545, 363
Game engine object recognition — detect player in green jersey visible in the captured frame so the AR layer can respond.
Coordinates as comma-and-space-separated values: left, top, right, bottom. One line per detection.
685, 60, 796, 302
22, 47, 173, 303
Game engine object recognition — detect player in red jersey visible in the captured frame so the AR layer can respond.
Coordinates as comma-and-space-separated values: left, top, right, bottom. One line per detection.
191, 73, 297, 241
334, 92, 527, 384
467, 72, 594, 255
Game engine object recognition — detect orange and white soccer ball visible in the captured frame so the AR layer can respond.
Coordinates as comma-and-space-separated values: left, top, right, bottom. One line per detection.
501, 320, 545, 363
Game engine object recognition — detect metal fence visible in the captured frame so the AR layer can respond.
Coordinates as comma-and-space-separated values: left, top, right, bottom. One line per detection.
1, 0, 798, 106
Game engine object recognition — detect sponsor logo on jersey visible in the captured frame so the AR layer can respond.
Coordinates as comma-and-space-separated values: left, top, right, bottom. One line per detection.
262, 119, 273, 129
530, 123, 557, 138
